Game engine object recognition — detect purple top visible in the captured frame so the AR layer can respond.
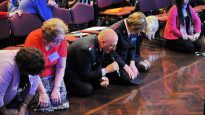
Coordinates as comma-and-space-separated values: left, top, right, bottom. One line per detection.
0, 50, 40, 107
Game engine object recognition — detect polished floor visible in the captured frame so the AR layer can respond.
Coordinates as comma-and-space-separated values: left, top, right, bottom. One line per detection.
30, 37, 205, 115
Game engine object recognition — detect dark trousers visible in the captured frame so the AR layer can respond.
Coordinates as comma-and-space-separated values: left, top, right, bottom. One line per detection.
165, 38, 202, 53
64, 68, 143, 97
64, 71, 101, 97
107, 70, 143, 85
102, 55, 143, 85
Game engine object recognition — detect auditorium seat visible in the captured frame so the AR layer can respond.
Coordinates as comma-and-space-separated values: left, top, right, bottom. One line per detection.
9, 13, 42, 44
52, 7, 72, 25
70, 3, 94, 30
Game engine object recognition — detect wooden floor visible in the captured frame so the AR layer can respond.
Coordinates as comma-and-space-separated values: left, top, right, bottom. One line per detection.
29, 37, 205, 115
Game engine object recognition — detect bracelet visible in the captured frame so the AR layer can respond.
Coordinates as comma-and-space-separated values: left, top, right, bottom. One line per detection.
22, 103, 27, 107
101, 68, 107, 76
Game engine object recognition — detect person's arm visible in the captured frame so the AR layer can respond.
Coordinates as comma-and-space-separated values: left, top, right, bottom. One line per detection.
128, 37, 136, 61
32, 0, 53, 20
167, 6, 183, 37
0, 63, 17, 114
0, 106, 18, 115
112, 32, 127, 68
129, 60, 139, 79
18, 94, 33, 115
189, 5, 201, 33
37, 80, 50, 108
114, 52, 126, 68
51, 57, 66, 105
53, 57, 66, 91
76, 49, 103, 80
8, 10, 22, 17
68, 0, 78, 8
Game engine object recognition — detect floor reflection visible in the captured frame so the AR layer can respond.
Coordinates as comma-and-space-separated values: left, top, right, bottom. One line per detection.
30, 39, 205, 115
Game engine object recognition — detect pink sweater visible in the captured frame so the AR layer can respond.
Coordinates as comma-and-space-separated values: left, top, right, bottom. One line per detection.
163, 5, 201, 40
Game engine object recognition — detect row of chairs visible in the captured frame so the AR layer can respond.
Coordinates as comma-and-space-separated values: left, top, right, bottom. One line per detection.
0, 3, 94, 47
0, 13, 42, 46
97, 0, 126, 9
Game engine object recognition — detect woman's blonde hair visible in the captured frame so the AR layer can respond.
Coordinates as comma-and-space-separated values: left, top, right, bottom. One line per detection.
42, 18, 69, 42
126, 12, 147, 33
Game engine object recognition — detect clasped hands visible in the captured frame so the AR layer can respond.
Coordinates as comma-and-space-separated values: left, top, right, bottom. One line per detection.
100, 62, 119, 87
123, 61, 139, 80
38, 88, 61, 108
182, 33, 200, 41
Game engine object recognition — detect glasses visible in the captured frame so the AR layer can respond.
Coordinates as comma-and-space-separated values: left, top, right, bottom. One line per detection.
53, 39, 64, 44
52, 35, 65, 44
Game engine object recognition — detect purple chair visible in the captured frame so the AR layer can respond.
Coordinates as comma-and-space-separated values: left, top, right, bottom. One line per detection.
0, 18, 11, 48
52, 7, 72, 25
97, 0, 112, 9
71, 3, 94, 24
0, 19, 10, 40
70, 3, 94, 30
9, 13, 42, 44
155, 0, 172, 9
112, 0, 125, 5
137, 0, 156, 14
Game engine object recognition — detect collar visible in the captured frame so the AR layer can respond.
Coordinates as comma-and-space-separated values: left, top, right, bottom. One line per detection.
93, 36, 102, 52
124, 19, 131, 37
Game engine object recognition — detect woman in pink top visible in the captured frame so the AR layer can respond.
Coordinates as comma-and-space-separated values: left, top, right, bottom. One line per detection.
163, 0, 202, 53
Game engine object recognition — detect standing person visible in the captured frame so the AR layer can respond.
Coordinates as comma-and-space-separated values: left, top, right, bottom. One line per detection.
64, 28, 120, 96
0, 47, 45, 115
24, 18, 69, 112
111, 12, 151, 74
163, 0, 202, 53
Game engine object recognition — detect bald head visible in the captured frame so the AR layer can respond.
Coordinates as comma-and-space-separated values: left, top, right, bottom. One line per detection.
98, 28, 118, 43
98, 28, 118, 53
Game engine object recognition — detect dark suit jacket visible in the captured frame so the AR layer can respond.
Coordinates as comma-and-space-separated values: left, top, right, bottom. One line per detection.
66, 35, 103, 81
111, 20, 144, 68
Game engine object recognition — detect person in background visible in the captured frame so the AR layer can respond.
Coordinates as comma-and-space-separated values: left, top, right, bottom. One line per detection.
64, 28, 119, 96
17, 0, 57, 21
110, 12, 151, 82
8, 0, 20, 13
163, 0, 202, 53
55, 0, 69, 8
24, 18, 69, 112
0, 0, 22, 19
0, 47, 45, 115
